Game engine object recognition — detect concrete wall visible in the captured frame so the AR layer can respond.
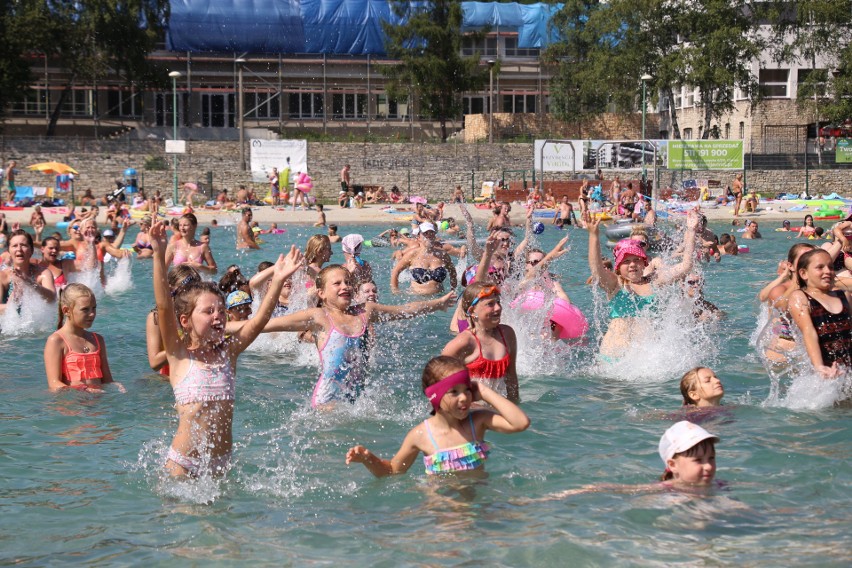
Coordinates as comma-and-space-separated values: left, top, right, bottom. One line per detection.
1, 137, 847, 203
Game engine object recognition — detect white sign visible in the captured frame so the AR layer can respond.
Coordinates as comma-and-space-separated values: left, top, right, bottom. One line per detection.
250, 139, 308, 183
165, 140, 186, 154
534, 140, 578, 172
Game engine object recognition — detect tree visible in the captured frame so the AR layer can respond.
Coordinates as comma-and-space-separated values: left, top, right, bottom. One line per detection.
9, 0, 169, 136
546, 0, 763, 139
0, 1, 37, 126
382, 0, 488, 141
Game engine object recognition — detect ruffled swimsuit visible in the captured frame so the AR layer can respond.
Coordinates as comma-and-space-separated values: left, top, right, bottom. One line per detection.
466, 328, 510, 397
167, 351, 235, 476
59, 332, 104, 389
312, 311, 370, 407
423, 413, 490, 475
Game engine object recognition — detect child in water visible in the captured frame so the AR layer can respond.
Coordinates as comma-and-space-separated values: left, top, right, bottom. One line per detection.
150, 220, 304, 477
44, 283, 119, 392
345, 355, 529, 476
680, 367, 725, 407
262, 265, 457, 408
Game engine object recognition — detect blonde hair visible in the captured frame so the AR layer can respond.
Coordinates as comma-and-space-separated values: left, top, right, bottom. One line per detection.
679, 366, 709, 406
461, 282, 501, 324
305, 234, 331, 265
173, 281, 223, 333
57, 283, 96, 329
315, 264, 351, 307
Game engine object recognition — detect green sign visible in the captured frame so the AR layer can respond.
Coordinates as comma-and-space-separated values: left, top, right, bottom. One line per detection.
836, 138, 852, 163
667, 140, 744, 170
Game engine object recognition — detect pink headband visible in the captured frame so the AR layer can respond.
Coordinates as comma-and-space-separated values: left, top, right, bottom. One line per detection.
614, 239, 648, 272
424, 369, 471, 413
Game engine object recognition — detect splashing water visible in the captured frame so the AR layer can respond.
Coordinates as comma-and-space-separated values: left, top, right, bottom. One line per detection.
105, 256, 134, 296
0, 286, 56, 336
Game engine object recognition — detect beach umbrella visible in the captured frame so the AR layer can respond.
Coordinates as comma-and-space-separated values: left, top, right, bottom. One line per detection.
27, 162, 79, 175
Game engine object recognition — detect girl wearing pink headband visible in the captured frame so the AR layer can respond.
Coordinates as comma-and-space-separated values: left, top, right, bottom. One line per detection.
345, 356, 529, 477
587, 211, 699, 360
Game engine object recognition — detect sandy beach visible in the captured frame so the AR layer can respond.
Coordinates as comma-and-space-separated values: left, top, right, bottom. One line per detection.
0, 199, 840, 230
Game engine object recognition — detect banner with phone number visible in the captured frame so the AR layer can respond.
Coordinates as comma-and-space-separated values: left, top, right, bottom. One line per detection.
667, 140, 744, 170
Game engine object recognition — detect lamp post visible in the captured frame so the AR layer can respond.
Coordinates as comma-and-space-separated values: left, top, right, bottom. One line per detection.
640, 73, 653, 186
487, 60, 495, 143
168, 71, 182, 205
236, 58, 246, 171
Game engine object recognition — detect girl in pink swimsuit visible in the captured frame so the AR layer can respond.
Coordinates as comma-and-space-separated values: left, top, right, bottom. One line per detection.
345, 355, 529, 476
441, 282, 520, 402
165, 213, 218, 275
150, 220, 304, 478
44, 283, 119, 392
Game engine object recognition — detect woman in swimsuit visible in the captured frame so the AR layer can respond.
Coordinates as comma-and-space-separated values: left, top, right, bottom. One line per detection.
262, 265, 457, 408
44, 283, 118, 392
345, 355, 529, 476
165, 213, 217, 275
441, 282, 520, 402
132, 216, 154, 259
731, 173, 744, 218
788, 248, 852, 378
150, 220, 303, 477
38, 236, 70, 291
0, 229, 56, 315
796, 215, 817, 239
391, 222, 457, 295
587, 212, 699, 360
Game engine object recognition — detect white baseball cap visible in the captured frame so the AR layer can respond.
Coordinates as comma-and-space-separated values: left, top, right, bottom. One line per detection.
658, 421, 719, 464
419, 222, 436, 233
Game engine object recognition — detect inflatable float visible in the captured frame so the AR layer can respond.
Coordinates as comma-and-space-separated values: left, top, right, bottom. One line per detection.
738, 245, 749, 253
510, 290, 588, 340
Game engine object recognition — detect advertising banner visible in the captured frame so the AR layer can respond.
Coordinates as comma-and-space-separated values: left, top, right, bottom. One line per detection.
249, 139, 308, 183
666, 140, 744, 170
534, 140, 579, 172
836, 138, 852, 163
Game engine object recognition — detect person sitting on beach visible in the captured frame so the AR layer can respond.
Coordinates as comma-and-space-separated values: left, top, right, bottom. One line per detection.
389, 185, 403, 203
542, 190, 557, 209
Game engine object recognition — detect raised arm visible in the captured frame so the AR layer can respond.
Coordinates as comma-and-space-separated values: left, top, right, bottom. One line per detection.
367, 291, 457, 323
512, 206, 534, 261
655, 210, 699, 285
474, 383, 530, 433
150, 221, 182, 356
229, 246, 303, 354
459, 201, 483, 259
586, 217, 619, 293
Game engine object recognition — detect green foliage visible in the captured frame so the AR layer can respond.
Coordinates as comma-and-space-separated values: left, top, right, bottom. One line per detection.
144, 155, 168, 171
0, 1, 33, 126
381, 0, 488, 141
8, 0, 169, 135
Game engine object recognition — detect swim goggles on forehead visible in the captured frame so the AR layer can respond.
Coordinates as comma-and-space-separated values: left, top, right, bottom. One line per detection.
467, 286, 500, 314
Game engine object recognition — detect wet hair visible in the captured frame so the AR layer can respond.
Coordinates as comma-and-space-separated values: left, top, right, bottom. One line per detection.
173, 281, 224, 332
660, 438, 716, 481
679, 367, 710, 406
170, 218, 180, 229
200, 227, 211, 237
315, 264, 351, 307
9, 229, 34, 251
461, 281, 501, 318
421, 355, 467, 392
629, 225, 648, 239
316, 203, 324, 211
167, 264, 201, 292
815, 227, 825, 237
305, 234, 331, 265
42, 236, 60, 249
526, 248, 545, 260
787, 242, 817, 266
257, 261, 274, 273
328, 224, 338, 233
180, 213, 198, 227
795, 248, 832, 288
804, 214, 814, 226
218, 269, 249, 295
719, 233, 733, 246
57, 283, 95, 329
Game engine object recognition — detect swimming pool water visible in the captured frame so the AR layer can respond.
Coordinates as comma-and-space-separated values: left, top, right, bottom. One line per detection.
0, 220, 849, 566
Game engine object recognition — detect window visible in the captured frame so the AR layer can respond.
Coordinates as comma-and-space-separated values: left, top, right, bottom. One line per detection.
673, 88, 682, 109
245, 92, 280, 119
502, 94, 536, 113
53, 89, 93, 116
461, 36, 498, 57
797, 68, 828, 98
659, 130, 669, 140
739, 121, 745, 139
200, 93, 235, 128
725, 123, 731, 139
683, 128, 693, 139
462, 96, 488, 115
331, 93, 366, 119
685, 87, 695, 108
377, 94, 409, 119
9, 89, 49, 115
759, 68, 789, 98
503, 36, 539, 57
106, 90, 143, 117
288, 92, 323, 119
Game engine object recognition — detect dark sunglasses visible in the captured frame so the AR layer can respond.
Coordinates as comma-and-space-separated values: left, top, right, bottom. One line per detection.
686, 279, 701, 286
71, 225, 80, 231
637, 241, 649, 248
527, 258, 542, 266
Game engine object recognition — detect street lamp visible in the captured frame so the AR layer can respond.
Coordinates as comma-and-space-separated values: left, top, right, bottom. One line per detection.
168, 70, 182, 205
640, 73, 653, 185
487, 59, 495, 143
236, 58, 246, 171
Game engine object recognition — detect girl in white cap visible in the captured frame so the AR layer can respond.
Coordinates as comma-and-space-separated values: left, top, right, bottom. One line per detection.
659, 421, 719, 486
341, 233, 372, 288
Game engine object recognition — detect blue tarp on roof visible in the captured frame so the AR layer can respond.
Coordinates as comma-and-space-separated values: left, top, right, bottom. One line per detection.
167, 0, 559, 54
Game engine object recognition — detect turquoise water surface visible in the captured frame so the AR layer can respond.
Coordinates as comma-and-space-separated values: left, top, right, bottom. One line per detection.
0, 219, 849, 566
